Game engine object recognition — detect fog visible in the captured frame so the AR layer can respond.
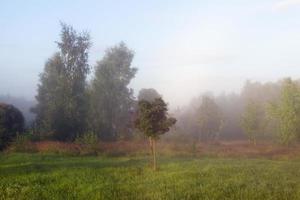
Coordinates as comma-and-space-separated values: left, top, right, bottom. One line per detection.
1, 0, 300, 109
3, 2, 300, 199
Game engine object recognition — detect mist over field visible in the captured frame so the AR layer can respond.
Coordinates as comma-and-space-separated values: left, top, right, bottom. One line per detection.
2, 1, 300, 200
2, 0, 300, 108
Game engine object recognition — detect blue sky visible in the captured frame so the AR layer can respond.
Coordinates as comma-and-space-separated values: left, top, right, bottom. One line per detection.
1, 0, 300, 107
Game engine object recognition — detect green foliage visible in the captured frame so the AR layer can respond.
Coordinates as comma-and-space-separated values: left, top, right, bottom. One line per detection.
11, 132, 37, 153
241, 100, 265, 145
135, 97, 176, 170
135, 98, 176, 140
1, 154, 300, 199
75, 132, 98, 146
138, 88, 161, 102
198, 96, 223, 141
89, 42, 137, 141
75, 132, 99, 155
32, 23, 91, 141
268, 78, 300, 145
0, 103, 24, 150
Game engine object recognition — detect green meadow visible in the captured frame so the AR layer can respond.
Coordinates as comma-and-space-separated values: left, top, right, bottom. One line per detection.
1, 153, 300, 200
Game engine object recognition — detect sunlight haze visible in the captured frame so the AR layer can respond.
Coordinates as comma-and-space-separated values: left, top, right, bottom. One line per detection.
1, 0, 300, 107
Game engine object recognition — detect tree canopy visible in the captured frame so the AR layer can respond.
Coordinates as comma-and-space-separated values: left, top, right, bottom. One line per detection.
138, 88, 161, 102
89, 42, 137, 140
135, 97, 176, 170
198, 96, 223, 141
241, 100, 265, 145
32, 23, 91, 141
268, 78, 300, 145
0, 103, 24, 150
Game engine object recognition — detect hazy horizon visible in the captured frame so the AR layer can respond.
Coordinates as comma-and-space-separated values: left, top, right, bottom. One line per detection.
1, 0, 300, 107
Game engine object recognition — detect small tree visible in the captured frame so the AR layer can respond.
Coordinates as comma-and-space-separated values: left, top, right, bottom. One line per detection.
135, 97, 176, 170
241, 100, 265, 145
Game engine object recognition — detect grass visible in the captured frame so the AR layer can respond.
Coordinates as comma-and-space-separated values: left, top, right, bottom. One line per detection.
1, 153, 300, 199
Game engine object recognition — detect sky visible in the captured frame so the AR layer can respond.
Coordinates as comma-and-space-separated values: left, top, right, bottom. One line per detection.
1, 0, 300, 108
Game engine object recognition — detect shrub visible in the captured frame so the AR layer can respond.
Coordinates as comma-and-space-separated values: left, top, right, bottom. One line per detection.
0, 103, 24, 150
10, 133, 38, 153
75, 132, 99, 155
75, 132, 98, 145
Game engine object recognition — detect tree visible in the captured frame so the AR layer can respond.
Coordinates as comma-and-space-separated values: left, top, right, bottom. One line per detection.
198, 96, 223, 141
138, 88, 161, 102
0, 95, 35, 127
89, 42, 137, 140
135, 97, 176, 170
241, 100, 265, 145
268, 78, 300, 145
32, 23, 91, 141
0, 103, 24, 150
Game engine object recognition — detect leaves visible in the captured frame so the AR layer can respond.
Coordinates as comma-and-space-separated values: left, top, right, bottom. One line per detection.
197, 96, 223, 140
241, 100, 265, 144
0, 103, 24, 149
89, 42, 137, 140
135, 97, 176, 139
268, 78, 300, 145
33, 23, 91, 141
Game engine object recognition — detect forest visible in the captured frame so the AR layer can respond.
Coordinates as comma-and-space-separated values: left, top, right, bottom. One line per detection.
2, 24, 300, 148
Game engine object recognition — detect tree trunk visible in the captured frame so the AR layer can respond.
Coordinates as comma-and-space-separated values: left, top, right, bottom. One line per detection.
149, 138, 153, 166
153, 138, 157, 171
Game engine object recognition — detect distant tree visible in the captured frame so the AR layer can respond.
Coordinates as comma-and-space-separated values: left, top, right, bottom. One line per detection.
32, 23, 91, 141
268, 78, 300, 145
135, 97, 176, 170
241, 100, 265, 145
0, 95, 36, 127
89, 42, 137, 140
32, 53, 64, 135
138, 88, 161, 102
241, 80, 281, 140
215, 93, 244, 140
198, 96, 223, 141
0, 103, 24, 150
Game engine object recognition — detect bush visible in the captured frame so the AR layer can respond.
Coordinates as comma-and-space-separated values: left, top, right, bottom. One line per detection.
75, 132, 99, 155
10, 133, 38, 153
75, 132, 98, 145
0, 103, 24, 150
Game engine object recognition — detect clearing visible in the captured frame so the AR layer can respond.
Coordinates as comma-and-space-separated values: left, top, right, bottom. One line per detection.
1, 153, 300, 199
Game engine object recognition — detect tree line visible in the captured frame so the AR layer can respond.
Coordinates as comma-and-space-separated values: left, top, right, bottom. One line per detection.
2, 22, 300, 150
174, 78, 300, 145
29, 23, 138, 141
29, 23, 175, 148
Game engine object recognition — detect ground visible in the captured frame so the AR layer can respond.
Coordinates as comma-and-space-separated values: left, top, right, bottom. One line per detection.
1, 153, 300, 200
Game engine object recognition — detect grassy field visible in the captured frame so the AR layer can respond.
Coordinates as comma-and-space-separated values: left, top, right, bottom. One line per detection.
1, 153, 300, 199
